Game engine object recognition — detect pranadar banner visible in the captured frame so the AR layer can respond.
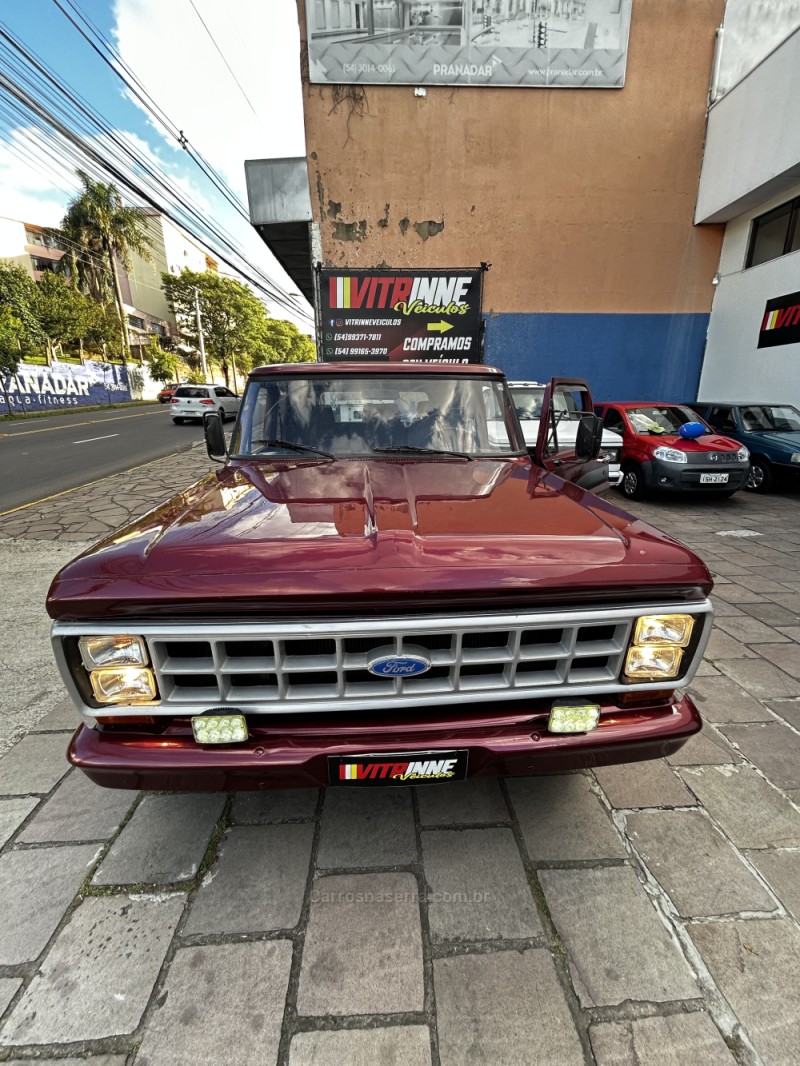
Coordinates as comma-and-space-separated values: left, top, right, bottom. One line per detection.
306, 0, 632, 88
0, 360, 131, 414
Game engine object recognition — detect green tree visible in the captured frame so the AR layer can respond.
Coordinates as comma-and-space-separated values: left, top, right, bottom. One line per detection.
57, 170, 153, 358
83, 300, 124, 359
145, 336, 180, 383
34, 272, 93, 363
0, 262, 43, 347
0, 306, 33, 416
162, 269, 269, 388
257, 318, 316, 365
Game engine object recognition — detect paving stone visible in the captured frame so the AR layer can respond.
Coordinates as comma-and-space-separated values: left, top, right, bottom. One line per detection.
689, 676, 773, 723
230, 788, 319, 823
1, 1059, 127, 1066
507, 774, 626, 860
712, 584, 762, 604
18, 770, 136, 843
695, 659, 721, 676
186, 824, 313, 934
593, 760, 694, 809
0, 733, 71, 795
665, 729, 739, 766
539, 866, 699, 1006
755, 643, 800, 679
714, 616, 788, 644
30, 698, 81, 732
416, 779, 509, 826
627, 810, 776, 917
745, 849, 800, 922
434, 949, 583, 1066
766, 700, 800, 730
1, 894, 184, 1046
0, 796, 37, 847
719, 722, 800, 790
704, 629, 757, 659
709, 599, 745, 617
689, 918, 800, 1066
0, 844, 99, 965
290, 1026, 432, 1066
717, 657, 800, 700
0, 977, 21, 1016
298, 872, 423, 1015
679, 766, 800, 848
316, 788, 417, 869
136, 941, 292, 1066
421, 828, 541, 942
742, 602, 800, 626
591, 1012, 736, 1065
777, 626, 800, 642
92, 793, 225, 885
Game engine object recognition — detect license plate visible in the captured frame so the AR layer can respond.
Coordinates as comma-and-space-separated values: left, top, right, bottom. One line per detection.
329, 749, 468, 786
700, 473, 728, 484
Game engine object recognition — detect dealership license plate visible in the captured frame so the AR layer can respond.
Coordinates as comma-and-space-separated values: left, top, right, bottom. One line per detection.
700, 473, 729, 484
329, 749, 468, 786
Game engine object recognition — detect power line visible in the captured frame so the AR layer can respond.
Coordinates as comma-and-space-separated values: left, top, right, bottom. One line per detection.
186, 0, 264, 125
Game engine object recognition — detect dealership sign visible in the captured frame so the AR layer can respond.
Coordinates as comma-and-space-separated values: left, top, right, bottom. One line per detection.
0, 360, 131, 414
318, 268, 484, 364
306, 1, 632, 89
758, 290, 800, 349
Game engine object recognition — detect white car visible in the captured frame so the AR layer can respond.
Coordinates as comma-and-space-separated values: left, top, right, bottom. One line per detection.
507, 380, 623, 487
170, 384, 240, 425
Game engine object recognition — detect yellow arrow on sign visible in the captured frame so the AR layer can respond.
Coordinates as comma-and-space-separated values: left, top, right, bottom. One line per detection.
427, 320, 454, 333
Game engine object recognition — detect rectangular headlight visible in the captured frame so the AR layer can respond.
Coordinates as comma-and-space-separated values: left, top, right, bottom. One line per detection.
624, 646, 682, 680
90, 667, 157, 704
633, 615, 694, 647
79, 635, 148, 669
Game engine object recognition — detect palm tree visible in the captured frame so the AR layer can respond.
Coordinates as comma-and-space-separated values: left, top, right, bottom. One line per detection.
55, 170, 153, 358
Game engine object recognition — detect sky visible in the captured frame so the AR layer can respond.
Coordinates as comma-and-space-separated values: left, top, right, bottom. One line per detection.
0, 0, 310, 326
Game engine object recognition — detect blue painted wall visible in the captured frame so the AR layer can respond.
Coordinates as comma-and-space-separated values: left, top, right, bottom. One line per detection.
483, 312, 710, 403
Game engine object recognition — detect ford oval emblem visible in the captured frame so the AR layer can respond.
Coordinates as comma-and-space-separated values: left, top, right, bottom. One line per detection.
368, 654, 431, 678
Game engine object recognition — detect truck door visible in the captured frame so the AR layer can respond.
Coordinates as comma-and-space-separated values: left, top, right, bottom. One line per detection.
533, 378, 608, 493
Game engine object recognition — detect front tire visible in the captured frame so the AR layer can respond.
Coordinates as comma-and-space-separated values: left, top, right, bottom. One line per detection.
621, 463, 646, 500
746, 457, 773, 493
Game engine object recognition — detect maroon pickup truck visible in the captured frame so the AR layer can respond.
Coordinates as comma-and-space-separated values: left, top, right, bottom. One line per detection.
48, 362, 713, 791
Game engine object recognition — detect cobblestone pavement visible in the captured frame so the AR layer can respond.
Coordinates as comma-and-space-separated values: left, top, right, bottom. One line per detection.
1, 452, 800, 1065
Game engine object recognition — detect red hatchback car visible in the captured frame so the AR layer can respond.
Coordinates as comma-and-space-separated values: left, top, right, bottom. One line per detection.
596, 402, 750, 500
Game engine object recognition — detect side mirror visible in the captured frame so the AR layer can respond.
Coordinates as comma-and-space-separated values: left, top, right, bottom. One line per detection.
203, 412, 228, 463
575, 413, 603, 460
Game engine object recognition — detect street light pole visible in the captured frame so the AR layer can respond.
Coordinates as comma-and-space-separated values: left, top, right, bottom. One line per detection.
193, 286, 209, 379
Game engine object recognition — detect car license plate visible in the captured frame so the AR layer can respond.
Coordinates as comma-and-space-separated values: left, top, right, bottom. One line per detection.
700, 473, 729, 484
329, 749, 468, 786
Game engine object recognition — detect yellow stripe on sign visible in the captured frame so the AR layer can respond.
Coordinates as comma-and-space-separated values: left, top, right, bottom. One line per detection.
343, 276, 351, 309
769, 310, 779, 330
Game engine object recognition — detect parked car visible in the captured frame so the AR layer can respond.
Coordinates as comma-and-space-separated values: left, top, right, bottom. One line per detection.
49, 363, 714, 793
596, 402, 750, 500
156, 382, 181, 404
508, 380, 623, 490
170, 384, 239, 424
689, 402, 800, 493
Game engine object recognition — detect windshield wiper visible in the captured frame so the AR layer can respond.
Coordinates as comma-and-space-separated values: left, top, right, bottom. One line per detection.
251, 439, 334, 459
373, 445, 473, 460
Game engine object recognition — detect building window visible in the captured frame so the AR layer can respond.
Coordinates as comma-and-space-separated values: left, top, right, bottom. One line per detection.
746, 197, 800, 268
150, 322, 166, 336
128, 315, 145, 330
31, 256, 59, 274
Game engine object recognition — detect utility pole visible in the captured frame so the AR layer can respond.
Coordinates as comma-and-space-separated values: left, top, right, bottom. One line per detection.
193, 286, 209, 379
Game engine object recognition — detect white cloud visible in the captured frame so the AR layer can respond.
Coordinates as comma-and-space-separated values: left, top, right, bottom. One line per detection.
0, 126, 81, 226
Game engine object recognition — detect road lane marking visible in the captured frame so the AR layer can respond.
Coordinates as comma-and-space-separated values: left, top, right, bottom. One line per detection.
73, 433, 120, 444
0, 408, 163, 438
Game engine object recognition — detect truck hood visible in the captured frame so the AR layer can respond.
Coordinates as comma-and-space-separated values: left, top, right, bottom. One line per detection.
47, 458, 711, 619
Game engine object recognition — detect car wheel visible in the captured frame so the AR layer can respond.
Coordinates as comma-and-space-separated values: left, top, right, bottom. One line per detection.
621, 464, 646, 500
172, 418, 184, 425
219, 407, 226, 423
746, 457, 773, 493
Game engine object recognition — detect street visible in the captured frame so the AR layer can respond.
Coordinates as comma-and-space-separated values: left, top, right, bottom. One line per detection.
1, 450, 799, 1063
0, 404, 206, 514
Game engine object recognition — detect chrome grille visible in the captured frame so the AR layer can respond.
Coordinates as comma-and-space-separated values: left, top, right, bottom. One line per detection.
54, 603, 713, 716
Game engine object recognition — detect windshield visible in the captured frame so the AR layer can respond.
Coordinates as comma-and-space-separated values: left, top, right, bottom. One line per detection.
232, 375, 524, 459
627, 406, 704, 435
739, 405, 800, 432
508, 386, 545, 421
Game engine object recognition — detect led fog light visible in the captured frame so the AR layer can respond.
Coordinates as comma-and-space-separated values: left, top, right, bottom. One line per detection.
548, 702, 601, 734
624, 645, 682, 680
90, 667, 157, 703
192, 714, 248, 745
633, 615, 694, 647
80, 635, 148, 669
